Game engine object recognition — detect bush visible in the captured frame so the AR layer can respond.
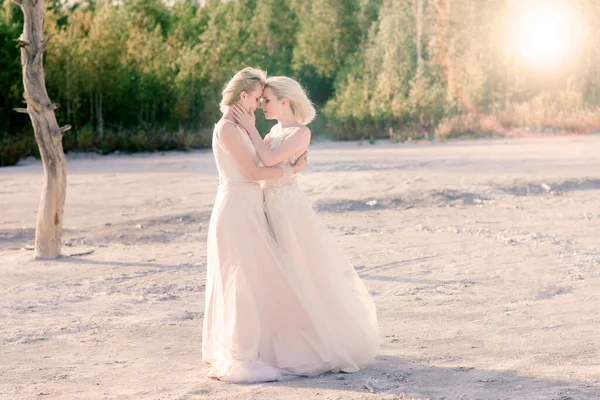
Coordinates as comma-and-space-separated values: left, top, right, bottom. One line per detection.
434, 114, 500, 141
77, 125, 95, 151
496, 92, 600, 134
0, 137, 32, 166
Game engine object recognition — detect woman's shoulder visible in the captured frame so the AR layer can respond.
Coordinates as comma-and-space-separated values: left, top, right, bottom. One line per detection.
216, 118, 242, 139
289, 125, 311, 140
280, 124, 310, 136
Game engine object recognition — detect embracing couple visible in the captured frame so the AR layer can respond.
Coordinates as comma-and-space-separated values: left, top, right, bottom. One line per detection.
202, 67, 380, 383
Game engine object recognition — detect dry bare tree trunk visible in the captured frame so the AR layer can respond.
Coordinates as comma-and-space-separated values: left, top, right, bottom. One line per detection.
415, 0, 424, 75
12, 0, 69, 259
96, 71, 104, 138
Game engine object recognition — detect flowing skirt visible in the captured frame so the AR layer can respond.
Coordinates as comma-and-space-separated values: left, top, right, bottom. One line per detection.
262, 182, 380, 372
203, 182, 373, 382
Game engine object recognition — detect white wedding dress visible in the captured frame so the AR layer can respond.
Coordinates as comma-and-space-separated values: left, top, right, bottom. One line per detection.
261, 124, 380, 372
202, 120, 378, 383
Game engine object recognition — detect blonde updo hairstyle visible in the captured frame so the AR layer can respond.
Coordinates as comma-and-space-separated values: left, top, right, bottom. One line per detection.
219, 67, 267, 113
265, 76, 316, 125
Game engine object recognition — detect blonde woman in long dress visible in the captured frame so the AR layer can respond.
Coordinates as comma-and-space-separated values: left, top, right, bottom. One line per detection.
203, 67, 306, 382
231, 76, 380, 374
203, 69, 375, 383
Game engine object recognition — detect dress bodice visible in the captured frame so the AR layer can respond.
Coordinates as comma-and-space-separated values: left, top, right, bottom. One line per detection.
262, 124, 300, 192
212, 119, 260, 186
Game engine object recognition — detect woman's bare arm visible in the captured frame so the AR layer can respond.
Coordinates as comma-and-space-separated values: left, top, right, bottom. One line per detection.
232, 105, 310, 167
218, 122, 306, 181
245, 125, 310, 167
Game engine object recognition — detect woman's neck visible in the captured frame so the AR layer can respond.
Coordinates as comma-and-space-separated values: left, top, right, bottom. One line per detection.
278, 115, 301, 129
222, 109, 235, 122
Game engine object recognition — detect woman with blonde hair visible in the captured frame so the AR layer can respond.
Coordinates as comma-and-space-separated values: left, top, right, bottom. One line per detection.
232, 76, 380, 375
203, 67, 310, 382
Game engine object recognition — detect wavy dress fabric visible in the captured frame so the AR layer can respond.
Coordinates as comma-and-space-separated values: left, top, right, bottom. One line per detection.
261, 124, 380, 373
202, 120, 378, 383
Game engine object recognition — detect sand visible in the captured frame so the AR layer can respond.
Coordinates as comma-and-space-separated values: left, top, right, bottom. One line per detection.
1, 135, 600, 400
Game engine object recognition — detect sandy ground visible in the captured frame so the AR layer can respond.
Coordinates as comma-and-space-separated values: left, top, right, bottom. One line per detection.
1, 135, 600, 400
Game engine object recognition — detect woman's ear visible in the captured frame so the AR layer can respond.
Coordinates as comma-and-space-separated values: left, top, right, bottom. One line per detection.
281, 98, 289, 107
240, 91, 247, 100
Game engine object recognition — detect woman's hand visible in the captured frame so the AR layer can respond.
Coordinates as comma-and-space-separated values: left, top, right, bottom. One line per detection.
231, 104, 256, 133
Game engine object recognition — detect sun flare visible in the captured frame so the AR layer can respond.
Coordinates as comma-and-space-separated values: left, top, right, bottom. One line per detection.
509, 1, 585, 70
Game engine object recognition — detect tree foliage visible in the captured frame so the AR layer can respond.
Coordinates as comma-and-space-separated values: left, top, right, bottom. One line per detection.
2, 0, 600, 165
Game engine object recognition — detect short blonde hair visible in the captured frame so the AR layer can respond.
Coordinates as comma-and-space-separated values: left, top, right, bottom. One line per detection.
220, 67, 267, 113
265, 76, 316, 125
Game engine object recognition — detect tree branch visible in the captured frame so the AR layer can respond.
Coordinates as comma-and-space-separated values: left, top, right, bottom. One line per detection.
31, 35, 55, 71
24, 93, 41, 112
49, 103, 59, 111
10, 0, 22, 6
14, 108, 30, 114
42, 34, 55, 51
59, 125, 72, 135
65, 249, 95, 257
15, 38, 29, 48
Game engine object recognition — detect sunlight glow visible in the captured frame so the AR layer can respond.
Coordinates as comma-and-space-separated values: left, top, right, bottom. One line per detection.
509, 1, 585, 70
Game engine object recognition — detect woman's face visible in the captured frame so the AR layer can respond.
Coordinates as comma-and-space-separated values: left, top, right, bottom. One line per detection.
260, 87, 283, 120
239, 85, 263, 114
